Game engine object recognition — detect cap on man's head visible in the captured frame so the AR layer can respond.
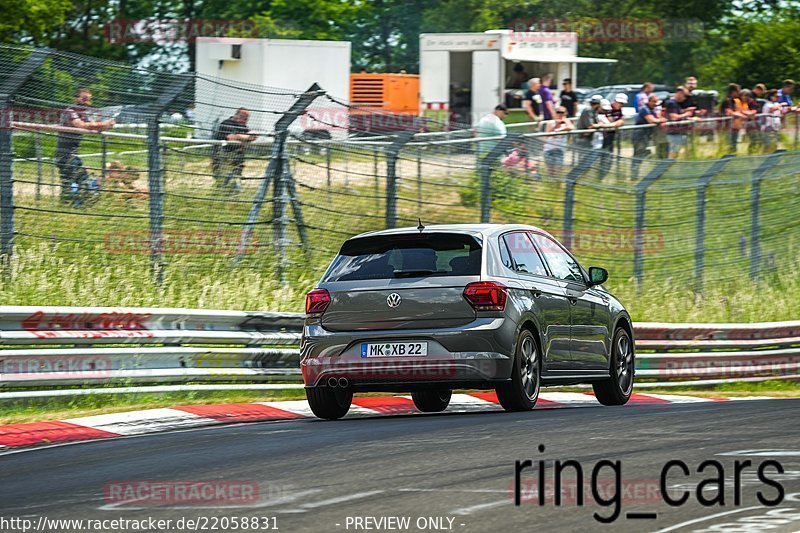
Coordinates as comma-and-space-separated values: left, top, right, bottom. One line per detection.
495, 104, 508, 112
589, 95, 603, 105
614, 93, 629, 104
600, 99, 612, 111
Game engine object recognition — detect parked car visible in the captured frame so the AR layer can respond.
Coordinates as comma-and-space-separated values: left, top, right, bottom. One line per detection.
301, 224, 635, 419
578, 84, 676, 122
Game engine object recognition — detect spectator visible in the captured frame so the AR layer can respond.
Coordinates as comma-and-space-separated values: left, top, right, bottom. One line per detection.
559, 78, 578, 118
778, 79, 795, 108
631, 94, 667, 179
752, 83, 768, 110
542, 105, 574, 176
54, 88, 115, 203
761, 89, 783, 152
634, 82, 654, 112
507, 63, 529, 90
522, 78, 542, 121
665, 86, 696, 159
212, 107, 258, 192
684, 76, 706, 116
539, 73, 556, 121
739, 89, 760, 153
476, 104, 508, 157
720, 83, 744, 154
597, 96, 625, 176
575, 95, 603, 162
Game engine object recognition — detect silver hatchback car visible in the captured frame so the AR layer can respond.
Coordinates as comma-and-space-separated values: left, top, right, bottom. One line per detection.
301, 224, 634, 419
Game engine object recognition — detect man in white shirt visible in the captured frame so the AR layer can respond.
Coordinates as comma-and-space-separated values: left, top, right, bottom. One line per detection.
476, 104, 509, 157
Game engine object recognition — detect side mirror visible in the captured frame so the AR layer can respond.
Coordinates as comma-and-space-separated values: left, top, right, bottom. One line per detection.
588, 266, 608, 287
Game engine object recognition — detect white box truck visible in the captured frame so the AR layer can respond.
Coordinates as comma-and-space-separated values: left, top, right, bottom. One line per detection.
419, 29, 616, 126
194, 37, 352, 138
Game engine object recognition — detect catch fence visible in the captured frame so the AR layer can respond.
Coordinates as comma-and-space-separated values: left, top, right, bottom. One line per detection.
1, 44, 799, 293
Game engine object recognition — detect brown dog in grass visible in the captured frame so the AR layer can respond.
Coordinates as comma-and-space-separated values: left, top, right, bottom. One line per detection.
107, 161, 147, 199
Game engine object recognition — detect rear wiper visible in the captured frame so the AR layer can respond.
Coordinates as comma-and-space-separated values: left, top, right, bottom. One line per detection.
393, 269, 437, 278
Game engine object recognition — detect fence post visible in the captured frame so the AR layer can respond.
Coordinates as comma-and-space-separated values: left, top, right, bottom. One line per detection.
479, 134, 517, 223
385, 130, 416, 229
0, 105, 13, 263
693, 155, 732, 292
749, 150, 784, 280
143, 75, 192, 285
562, 150, 600, 250
0, 48, 51, 265
35, 130, 42, 200
633, 160, 674, 284
235, 84, 321, 280
100, 135, 108, 185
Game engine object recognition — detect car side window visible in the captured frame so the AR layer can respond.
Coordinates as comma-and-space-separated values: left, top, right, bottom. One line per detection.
500, 232, 548, 276
529, 233, 585, 283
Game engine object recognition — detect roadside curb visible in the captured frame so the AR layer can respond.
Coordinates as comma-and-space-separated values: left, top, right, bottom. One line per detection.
0, 392, 783, 450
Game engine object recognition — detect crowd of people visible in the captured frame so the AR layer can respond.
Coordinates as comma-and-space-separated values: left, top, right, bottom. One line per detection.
478, 75, 799, 177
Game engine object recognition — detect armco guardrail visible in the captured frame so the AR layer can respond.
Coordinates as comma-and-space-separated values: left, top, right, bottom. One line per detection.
0, 307, 798, 390
0, 306, 303, 387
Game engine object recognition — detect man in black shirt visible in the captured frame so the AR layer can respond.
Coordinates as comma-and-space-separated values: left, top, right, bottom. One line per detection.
559, 78, 578, 118
212, 108, 257, 192
522, 78, 541, 121
55, 88, 115, 203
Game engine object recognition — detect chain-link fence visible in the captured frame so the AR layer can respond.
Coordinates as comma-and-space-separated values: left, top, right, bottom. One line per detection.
1, 44, 799, 297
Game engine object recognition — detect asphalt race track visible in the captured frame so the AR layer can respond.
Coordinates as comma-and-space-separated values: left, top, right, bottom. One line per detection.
2, 399, 800, 533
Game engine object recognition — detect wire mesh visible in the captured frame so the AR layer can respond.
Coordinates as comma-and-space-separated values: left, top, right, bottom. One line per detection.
1, 43, 799, 299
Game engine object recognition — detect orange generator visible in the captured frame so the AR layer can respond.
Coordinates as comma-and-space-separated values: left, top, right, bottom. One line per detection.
348, 72, 420, 133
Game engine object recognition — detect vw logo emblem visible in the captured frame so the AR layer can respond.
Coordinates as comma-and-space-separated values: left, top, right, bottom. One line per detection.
386, 293, 402, 308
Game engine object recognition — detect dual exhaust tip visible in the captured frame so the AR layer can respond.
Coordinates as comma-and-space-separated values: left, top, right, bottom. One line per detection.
327, 376, 349, 388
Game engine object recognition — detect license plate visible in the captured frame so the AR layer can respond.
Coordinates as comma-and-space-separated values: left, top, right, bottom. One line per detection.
361, 342, 428, 358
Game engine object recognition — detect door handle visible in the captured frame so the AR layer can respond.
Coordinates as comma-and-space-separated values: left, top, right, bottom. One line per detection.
530, 288, 542, 298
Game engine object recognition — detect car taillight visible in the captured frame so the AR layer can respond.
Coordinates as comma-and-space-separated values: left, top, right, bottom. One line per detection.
305, 288, 331, 317
463, 281, 507, 311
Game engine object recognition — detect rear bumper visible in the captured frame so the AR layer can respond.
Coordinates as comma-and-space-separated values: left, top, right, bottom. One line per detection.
300, 317, 515, 388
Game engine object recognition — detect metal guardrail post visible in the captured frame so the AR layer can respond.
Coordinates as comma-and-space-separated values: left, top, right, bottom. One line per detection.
749, 150, 784, 280
693, 155, 732, 292
479, 134, 518, 223
235, 84, 321, 278
0, 48, 51, 265
143, 75, 192, 285
100, 135, 107, 184
34, 130, 42, 200
385, 130, 416, 228
633, 160, 674, 284
562, 150, 600, 250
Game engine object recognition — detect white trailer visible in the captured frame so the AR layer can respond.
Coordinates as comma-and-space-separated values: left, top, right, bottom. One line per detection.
419, 30, 616, 126
194, 37, 352, 138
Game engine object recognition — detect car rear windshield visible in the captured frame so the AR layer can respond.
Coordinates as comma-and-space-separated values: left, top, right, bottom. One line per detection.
323, 233, 482, 282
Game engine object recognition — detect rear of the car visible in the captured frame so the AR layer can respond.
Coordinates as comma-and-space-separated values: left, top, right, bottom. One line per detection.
301, 229, 516, 408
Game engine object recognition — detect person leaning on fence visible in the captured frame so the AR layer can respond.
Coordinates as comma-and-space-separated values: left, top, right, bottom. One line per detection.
634, 82, 654, 113
631, 94, 667, 179
476, 104, 508, 158
720, 83, 745, 154
542, 105, 574, 177
665, 87, 696, 159
738, 89, 761, 154
55, 88, 115, 203
211, 108, 257, 192
575, 95, 603, 162
761, 89, 783, 152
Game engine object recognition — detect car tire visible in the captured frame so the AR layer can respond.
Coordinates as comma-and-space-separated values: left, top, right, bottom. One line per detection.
306, 385, 353, 420
411, 390, 452, 412
593, 327, 634, 406
496, 329, 540, 412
